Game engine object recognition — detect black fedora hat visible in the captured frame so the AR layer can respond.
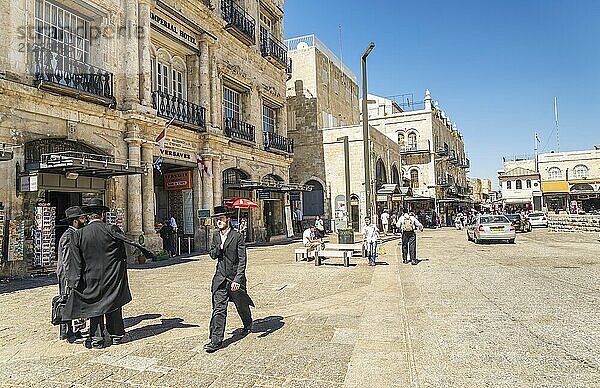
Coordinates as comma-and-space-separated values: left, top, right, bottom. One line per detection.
60, 206, 88, 222
82, 198, 110, 213
211, 205, 233, 217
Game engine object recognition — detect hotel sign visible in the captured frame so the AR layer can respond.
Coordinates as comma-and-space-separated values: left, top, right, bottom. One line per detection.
150, 10, 198, 49
164, 170, 193, 191
155, 137, 195, 162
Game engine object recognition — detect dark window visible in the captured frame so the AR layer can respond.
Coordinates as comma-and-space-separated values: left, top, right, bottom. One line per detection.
526, 180, 531, 188
516, 180, 522, 189
506, 181, 512, 189
303, 180, 324, 216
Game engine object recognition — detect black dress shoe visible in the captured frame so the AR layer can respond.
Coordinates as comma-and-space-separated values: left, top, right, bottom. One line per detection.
204, 341, 222, 353
84, 340, 105, 349
67, 332, 85, 344
111, 336, 125, 345
240, 327, 252, 336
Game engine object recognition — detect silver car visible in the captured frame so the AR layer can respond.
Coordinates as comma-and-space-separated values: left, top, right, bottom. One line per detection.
527, 212, 548, 227
466, 214, 516, 244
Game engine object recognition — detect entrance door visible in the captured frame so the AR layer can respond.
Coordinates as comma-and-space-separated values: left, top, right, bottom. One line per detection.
263, 201, 275, 238
350, 204, 359, 231
46, 191, 82, 252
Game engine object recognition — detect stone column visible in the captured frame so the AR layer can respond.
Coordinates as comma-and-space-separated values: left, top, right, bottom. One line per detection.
138, 0, 152, 106
123, 0, 140, 108
188, 55, 200, 105
193, 168, 205, 250
126, 138, 143, 237
212, 156, 223, 207
141, 142, 155, 234
199, 38, 210, 119
202, 156, 214, 210
210, 53, 221, 130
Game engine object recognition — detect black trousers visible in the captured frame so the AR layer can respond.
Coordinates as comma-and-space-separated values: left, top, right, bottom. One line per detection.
89, 307, 125, 344
209, 281, 253, 344
402, 231, 417, 263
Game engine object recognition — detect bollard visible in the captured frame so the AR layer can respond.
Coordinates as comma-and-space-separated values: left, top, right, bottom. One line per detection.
177, 237, 181, 256
187, 236, 191, 254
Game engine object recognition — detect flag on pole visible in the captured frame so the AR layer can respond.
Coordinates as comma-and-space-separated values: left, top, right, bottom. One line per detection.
535, 133, 540, 143
155, 127, 167, 150
197, 154, 212, 177
153, 156, 163, 174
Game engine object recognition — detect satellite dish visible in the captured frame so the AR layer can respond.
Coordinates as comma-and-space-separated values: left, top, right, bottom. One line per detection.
296, 42, 309, 50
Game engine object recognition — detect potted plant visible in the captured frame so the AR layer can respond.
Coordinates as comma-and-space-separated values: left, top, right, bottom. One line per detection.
337, 228, 355, 244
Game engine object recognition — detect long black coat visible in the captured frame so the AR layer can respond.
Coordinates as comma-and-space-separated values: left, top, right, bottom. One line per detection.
56, 226, 77, 296
63, 220, 132, 320
209, 229, 254, 306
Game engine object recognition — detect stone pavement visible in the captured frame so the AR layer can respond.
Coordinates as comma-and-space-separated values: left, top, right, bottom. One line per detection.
0, 228, 599, 387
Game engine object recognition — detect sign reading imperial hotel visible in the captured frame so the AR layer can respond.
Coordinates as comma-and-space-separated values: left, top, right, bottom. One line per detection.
0, 0, 295, 276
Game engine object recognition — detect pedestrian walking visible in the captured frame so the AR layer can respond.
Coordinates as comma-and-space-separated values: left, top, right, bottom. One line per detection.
314, 215, 325, 239
397, 209, 424, 265
64, 198, 153, 349
56, 206, 87, 344
362, 216, 379, 266
159, 219, 175, 256
204, 206, 254, 353
294, 208, 303, 234
380, 209, 390, 236
389, 212, 397, 235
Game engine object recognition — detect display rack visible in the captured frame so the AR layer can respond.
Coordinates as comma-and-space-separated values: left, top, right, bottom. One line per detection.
106, 208, 125, 231
8, 220, 25, 262
33, 205, 56, 267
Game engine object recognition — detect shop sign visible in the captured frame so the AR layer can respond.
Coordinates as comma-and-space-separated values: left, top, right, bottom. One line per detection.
164, 171, 193, 191
19, 175, 38, 192
258, 191, 271, 200
150, 10, 198, 49
376, 195, 388, 202
197, 209, 210, 218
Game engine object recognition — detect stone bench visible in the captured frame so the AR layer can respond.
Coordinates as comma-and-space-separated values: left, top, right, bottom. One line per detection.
294, 246, 318, 261
316, 250, 351, 267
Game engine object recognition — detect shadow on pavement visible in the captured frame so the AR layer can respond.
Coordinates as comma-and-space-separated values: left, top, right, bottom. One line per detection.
0, 273, 58, 294
126, 317, 199, 342
221, 315, 285, 349
375, 261, 389, 266
124, 313, 162, 329
128, 257, 198, 270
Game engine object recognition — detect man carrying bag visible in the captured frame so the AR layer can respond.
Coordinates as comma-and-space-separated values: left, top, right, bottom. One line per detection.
397, 209, 424, 265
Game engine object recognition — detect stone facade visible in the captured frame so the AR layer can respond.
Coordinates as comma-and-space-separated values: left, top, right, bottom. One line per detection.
548, 214, 600, 233
0, 0, 292, 276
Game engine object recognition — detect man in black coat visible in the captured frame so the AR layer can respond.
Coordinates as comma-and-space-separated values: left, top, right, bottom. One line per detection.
64, 198, 153, 348
204, 206, 254, 353
56, 206, 87, 343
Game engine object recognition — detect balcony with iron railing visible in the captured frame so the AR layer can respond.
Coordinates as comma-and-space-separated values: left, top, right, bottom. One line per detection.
221, 0, 255, 45
459, 158, 471, 169
435, 143, 449, 156
264, 131, 293, 154
224, 117, 256, 144
32, 45, 114, 105
260, 31, 288, 69
152, 91, 206, 131
400, 140, 430, 154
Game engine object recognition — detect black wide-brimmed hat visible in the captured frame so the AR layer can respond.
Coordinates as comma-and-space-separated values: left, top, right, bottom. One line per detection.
211, 205, 233, 217
60, 206, 88, 222
82, 198, 110, 213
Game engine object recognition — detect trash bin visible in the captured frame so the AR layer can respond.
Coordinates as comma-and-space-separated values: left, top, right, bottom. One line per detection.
337, 228, 355, 244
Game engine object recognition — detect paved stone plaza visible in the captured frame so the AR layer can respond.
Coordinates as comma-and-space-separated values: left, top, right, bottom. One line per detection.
0, 228, 599, 387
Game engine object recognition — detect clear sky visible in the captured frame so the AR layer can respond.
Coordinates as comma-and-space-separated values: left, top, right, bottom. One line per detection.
284, 0, 600, 188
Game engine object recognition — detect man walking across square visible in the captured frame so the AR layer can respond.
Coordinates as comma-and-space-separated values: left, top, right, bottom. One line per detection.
380, 209, 390, 236
205, 206, 254, 353
397, 209, 424, 265
362, 216, 379, 266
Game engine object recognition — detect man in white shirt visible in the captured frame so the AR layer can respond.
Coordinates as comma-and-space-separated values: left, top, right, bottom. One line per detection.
396, 210, 424, 265
294, 208, 303, 234
362, 216, 379, 266
302, 225, 323, 249
380, 210, 390, 236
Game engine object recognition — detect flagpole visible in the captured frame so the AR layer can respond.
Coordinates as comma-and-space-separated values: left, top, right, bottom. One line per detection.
554, 97, 560, 152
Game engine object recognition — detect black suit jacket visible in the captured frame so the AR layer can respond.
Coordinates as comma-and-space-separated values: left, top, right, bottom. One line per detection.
64, 220, 133, 319
56, 226, 77, 296
209, 229, 253, 305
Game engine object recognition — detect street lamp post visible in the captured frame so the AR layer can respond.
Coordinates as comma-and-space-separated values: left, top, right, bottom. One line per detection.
361, 42, 375, 218
337, 136, 351, 229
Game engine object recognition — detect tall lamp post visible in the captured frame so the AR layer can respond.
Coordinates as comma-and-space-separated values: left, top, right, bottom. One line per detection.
361, 42, 375, 217
337, 136, 351, 229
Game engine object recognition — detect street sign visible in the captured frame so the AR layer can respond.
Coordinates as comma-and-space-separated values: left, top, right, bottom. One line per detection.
258, 191, 271, 200
197, 209, 210, 218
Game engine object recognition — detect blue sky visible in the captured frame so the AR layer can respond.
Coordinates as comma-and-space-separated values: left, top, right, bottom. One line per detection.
284, 0, 600, 188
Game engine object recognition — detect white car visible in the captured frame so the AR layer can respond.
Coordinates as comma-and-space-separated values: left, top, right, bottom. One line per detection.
527, 212, 548, 227
466, 215, 516, 244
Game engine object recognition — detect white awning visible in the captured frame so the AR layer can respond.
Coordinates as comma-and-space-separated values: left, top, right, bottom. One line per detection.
502, 198, 532, 205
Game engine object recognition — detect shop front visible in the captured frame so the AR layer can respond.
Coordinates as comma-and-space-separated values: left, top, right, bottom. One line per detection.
541, 181, 569, 213
568, 182, 600, 213
403, 195, 436, 228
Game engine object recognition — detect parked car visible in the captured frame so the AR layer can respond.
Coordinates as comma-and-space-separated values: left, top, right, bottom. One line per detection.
466, 214, 516, 244
505, 214, 532, 232
527, 212, 548, 228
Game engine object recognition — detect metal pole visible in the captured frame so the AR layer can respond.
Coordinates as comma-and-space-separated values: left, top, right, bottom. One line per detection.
362, 42, 375, 218
337, 136, 351, 228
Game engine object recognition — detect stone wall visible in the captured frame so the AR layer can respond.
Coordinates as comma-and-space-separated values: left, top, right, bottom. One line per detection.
548, 214, 600, 233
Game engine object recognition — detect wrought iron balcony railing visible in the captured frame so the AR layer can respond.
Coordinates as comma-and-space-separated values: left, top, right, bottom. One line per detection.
224, 117, 256, 143
152, 91, 206, 131
32, 45, 114, 105
221, 0, 255, 45
264, 132, 293, 154
435, 143, 449, 156
260, 31, 288, 69
459, 158, 470, 169
400, 140, 430, 154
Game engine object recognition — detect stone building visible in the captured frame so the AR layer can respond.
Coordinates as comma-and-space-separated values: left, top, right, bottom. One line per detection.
367, 90, 471, 226
284, 34, 360, 225
497, 165, 542, 212
0, 0, 296, 276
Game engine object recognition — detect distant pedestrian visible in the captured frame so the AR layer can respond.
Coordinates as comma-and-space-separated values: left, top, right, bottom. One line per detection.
389, 212, 397, 235
56, 206, 87, 344
205, 206, 254, 353
362, 216, 379, 266
159, 219, 175, 256
169, 215, 178, 233
380, 209, 390, 236
314, 215, 325, 239
294, 208, 303, 233
397, 209, 424, 265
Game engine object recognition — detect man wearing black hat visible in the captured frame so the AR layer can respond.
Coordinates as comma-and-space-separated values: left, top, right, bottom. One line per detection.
56, 206, 87, 343
65, 198, 153, 348
204, 205, 254, 353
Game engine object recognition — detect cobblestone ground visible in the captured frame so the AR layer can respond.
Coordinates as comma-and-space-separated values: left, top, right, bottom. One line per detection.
0, 228, 599, 387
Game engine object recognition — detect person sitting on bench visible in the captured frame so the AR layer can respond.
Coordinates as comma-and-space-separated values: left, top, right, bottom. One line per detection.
303, 225, 324, 250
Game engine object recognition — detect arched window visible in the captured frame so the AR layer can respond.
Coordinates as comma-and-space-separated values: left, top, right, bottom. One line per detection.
261, 174, 283, 186
506, 181, 512, 189
407, 133, 417, 150
152, 48, 187, 98
223, 168, 250, 187
515, 180, 522, 189
526, 180, 532, 188
375, 159, 387, 190
548, 167, 561, 180
391, 165, 400, 184
410, 169, 419, 188
573, 165, 589, 179
303, 180, 324, 216
398, 133, 405, 146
